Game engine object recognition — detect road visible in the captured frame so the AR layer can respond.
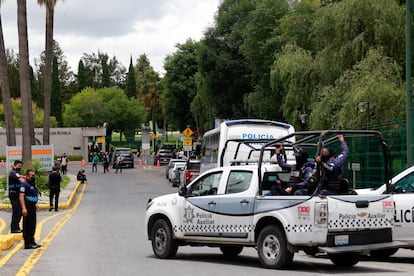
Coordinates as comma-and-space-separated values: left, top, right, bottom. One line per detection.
0, 163, 413, 275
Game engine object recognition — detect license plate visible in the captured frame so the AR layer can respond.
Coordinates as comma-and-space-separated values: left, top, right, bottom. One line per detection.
334, 235, 349, 246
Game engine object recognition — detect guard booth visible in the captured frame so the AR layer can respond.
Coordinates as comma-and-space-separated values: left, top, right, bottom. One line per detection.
83, 127, 107, 162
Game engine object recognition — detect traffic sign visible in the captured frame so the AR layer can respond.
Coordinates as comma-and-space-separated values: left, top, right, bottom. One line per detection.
183, 138, 192, 146
150, 133, 157, 140
183, 127, 193, 137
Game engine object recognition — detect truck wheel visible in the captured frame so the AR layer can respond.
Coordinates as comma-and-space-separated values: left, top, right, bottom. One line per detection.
151, 219, 178, 259
328, 253, 359, 267
257, 225, 293, 269
369, 248, 399, 258
219, 246, 243, 257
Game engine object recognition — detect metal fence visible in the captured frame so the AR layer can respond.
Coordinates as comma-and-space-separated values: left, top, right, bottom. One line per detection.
345, 121, 407, 188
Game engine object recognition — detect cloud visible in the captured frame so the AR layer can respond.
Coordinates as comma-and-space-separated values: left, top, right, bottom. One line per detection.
1, 0, 220, 74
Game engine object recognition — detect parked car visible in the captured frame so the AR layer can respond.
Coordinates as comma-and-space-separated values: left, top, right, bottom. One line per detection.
165, 159, 187, 179
179, 159, 201, 186
154, 149, 173, 166
355, 166, 414, 257
170, 162, 186, 187
112, 148, 134, 168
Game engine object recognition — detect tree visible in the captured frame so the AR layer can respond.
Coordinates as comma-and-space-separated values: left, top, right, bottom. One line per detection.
81, 52, 126, 89
135, 54, 162, 132
17, 0, 35, 163
77, 59, 86, 91
63, 87, 146, 136
241, 0, 289, 119
162, 40, 199, 131
51, 55, 62, 125
125, 56, 136, 98
311, 49, 405, 130
38, 0, 60, 146
0, 98, 57, 128
270, 44, 317, 129
101, 54, 110, 87
0, 3, 17, 146
196, 0, 254, 127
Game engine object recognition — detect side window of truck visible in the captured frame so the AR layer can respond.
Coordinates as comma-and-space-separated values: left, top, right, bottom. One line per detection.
225, 171, 253, 194
393, 172, 414, 193
188, 172, 222, 196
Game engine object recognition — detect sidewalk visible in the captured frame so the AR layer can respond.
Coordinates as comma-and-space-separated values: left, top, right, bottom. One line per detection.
0, 172, 81, 210
0, 171, 81, 253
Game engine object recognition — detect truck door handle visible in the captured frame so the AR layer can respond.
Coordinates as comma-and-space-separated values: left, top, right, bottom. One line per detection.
240, 199, 249, 204
208, 201, 216, 206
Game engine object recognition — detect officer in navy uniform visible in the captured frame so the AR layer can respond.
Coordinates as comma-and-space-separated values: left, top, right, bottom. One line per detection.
8, 160, 25, 233
19, 169, 41, 249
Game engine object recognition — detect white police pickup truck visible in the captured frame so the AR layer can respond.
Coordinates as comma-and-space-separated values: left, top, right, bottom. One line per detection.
145, 130, 402, 269
356, 165, 414, 257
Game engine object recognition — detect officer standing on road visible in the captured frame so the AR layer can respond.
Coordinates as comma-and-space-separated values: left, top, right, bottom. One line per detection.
19, 169, 41, 249
8, 160, 25, 233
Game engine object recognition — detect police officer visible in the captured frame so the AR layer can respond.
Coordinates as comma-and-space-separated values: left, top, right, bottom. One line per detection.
19, 169, 41, 249
8, 160, 25, 233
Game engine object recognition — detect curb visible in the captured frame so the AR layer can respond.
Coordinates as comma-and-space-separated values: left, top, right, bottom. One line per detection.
0, 181, 82, 210
0, 181, 82, 253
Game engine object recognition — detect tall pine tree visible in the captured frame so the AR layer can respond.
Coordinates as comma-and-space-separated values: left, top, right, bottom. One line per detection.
125, 56, 136, 98
77, 59, 86, 92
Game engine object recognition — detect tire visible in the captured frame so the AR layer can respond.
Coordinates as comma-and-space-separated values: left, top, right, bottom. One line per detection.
150, 219, 178, 259
303, 247, 320, 256
369, 248, 399, 258
257, 225, 293, 269
328, 253, 360, 267
219, 246, 243, 257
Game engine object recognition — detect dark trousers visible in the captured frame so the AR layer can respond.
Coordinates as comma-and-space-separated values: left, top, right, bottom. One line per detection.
9, 192, 22, 231
23, 206, 36, 247
61, 165, 67, 175
49, 189, 60, 210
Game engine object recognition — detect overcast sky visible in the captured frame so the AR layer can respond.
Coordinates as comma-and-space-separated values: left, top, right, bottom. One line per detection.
1, 0, 221, 74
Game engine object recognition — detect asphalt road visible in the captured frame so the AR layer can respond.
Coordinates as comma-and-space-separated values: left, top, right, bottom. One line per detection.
0, 163, 413, 275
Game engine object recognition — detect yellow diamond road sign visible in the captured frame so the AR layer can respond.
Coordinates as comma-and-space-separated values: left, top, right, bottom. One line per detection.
183, 127, 193, 137
183, 138, 192, 146
150, 133, 157, 140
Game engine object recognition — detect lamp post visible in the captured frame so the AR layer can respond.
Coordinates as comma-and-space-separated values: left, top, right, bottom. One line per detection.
300, 114, 308, 130
358, 101, 370, 185
358, 101, 370, 129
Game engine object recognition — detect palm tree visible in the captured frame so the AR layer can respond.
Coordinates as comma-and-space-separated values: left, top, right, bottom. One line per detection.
0, 1, 17, 146
38, 0, 60, 145
17, 0, 34, 163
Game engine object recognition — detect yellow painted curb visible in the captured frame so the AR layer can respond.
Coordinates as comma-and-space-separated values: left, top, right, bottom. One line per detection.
0, 234, 16, 250
0, 181, 82, 211
11, 232, 23, 241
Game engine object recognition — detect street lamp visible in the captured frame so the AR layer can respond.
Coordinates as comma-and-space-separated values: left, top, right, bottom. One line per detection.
358, 101, 370, 129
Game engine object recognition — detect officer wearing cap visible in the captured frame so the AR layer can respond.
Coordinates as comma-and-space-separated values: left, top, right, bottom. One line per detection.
19, 169, 41, 249
8, 160, 25, 233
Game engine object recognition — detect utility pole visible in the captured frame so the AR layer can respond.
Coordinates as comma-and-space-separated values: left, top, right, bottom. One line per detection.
406, 0, 414, 166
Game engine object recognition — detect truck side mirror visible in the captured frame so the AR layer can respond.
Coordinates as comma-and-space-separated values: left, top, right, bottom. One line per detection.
178, 185, 188, 196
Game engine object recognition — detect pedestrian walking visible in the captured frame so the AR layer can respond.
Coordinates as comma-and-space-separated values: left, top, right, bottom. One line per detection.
115, 154, 123, 173
91, 153, 99, 173
60, 153, 69, 175
48, 166, 62, 212
103, 154, 109, 173
8, 160, 25, 233
19, 169, 41, 249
